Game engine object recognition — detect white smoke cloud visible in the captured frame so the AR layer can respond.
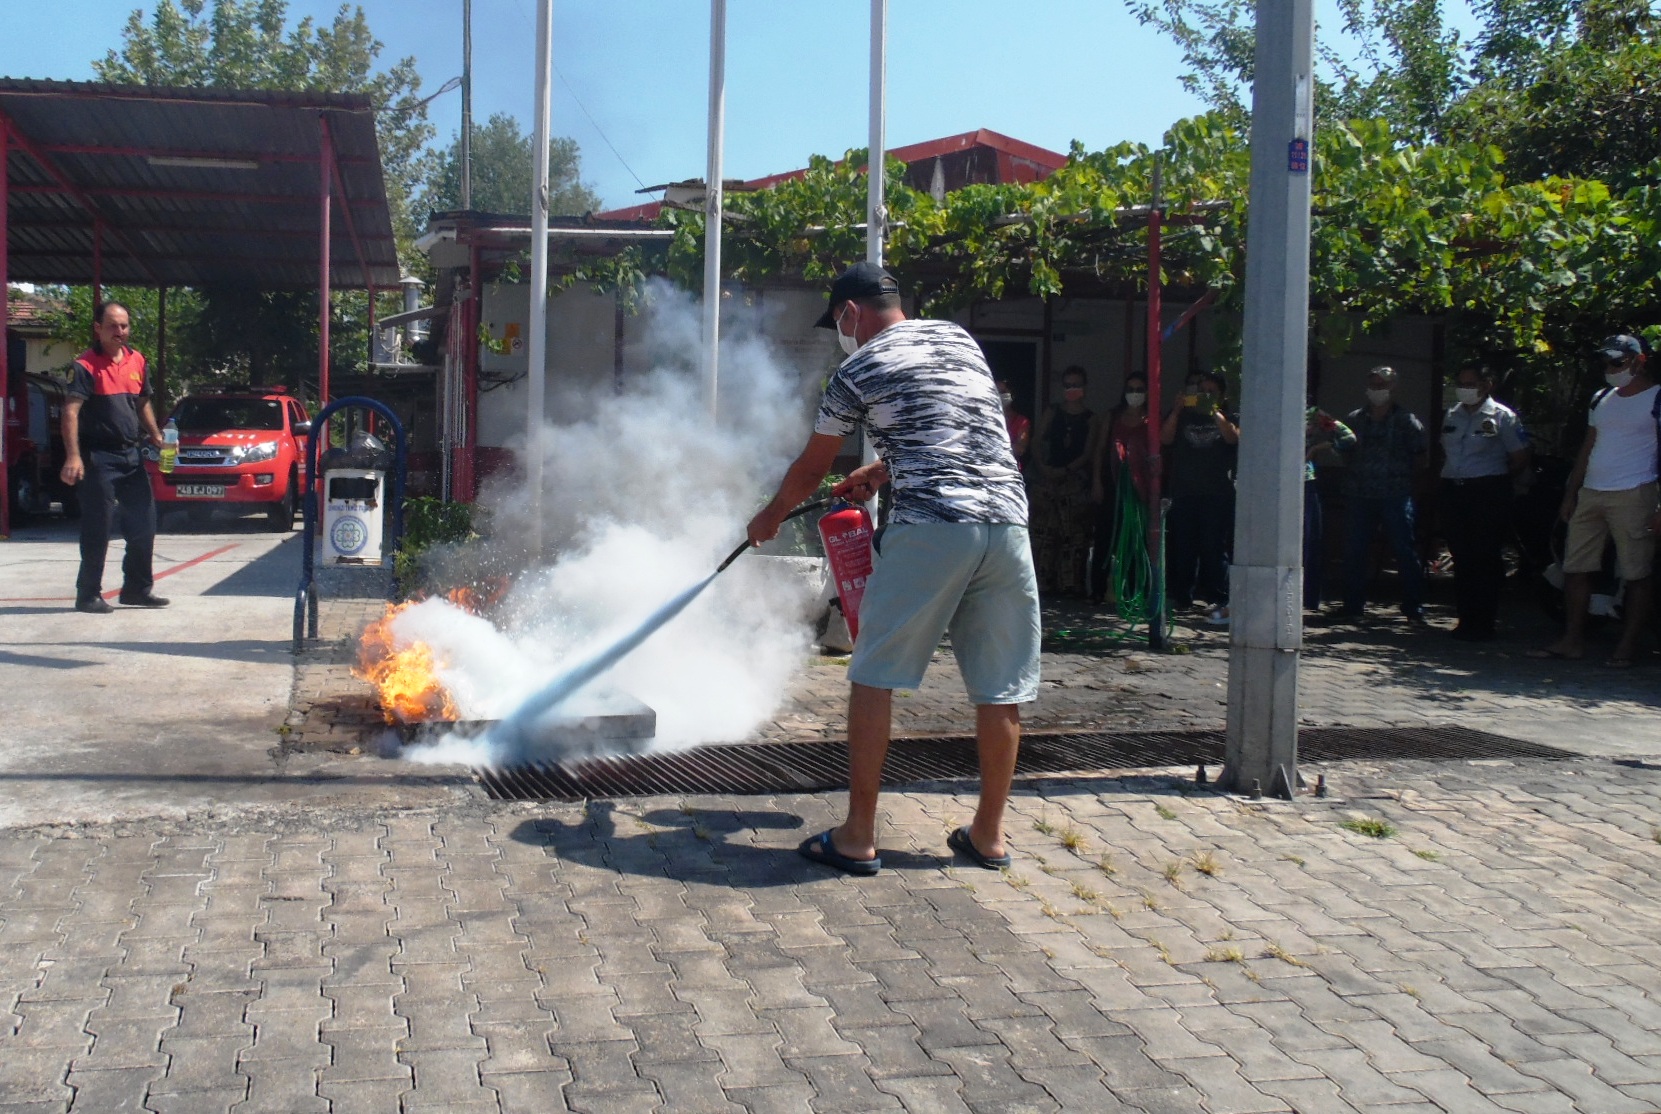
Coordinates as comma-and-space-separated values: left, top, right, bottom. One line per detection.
399, 280, 832, 766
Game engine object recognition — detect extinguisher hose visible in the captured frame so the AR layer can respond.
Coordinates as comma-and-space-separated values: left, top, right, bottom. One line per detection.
715, 497, 833, 575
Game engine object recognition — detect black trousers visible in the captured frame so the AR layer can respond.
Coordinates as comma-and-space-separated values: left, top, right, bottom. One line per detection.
77, 447, 156, 602
1166, 486, 1235, 606
1440, 475, 1512, 635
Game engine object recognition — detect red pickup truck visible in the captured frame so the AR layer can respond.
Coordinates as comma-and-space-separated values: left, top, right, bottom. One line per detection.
147, 388, 311, 531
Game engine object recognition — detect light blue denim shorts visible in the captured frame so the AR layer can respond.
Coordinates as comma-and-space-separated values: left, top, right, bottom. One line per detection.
848, 522, 1041, 705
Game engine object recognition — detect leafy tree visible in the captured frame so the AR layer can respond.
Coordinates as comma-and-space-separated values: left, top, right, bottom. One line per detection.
86, 0, 438, 392
419, 112, 602, 219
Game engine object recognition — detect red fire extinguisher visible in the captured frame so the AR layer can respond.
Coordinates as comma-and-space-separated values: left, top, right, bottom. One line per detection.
818, 499, 875, 641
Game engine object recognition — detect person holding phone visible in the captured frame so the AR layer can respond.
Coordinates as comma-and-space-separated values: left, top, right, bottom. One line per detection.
1162, 371, 1240, 617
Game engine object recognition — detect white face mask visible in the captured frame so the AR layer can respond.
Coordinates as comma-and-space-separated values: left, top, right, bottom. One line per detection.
1124, 392, 1147, 408
1606, 369, 1636, 389
1456, 387, 1482, 406
999, 392, 1014, 407
1366, 388, 1391, 407
834, 305, 860, 357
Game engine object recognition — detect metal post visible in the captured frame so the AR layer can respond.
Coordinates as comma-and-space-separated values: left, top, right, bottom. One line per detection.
702, 0, 727, 419
866, 0, 886, 269
864, 0, 887, 525
1223, 0, 1315, 799
461, 0, 473, 210
155, 286, 167, 405
92, 218, 103, 312
1145, 160, 1166, 650
526, 0, 554, 558
318, 114, 333, 411
0, 114, 9, 539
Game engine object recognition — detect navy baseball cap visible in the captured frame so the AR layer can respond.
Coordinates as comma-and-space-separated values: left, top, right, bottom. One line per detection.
1596, 334, 1644, 361
814, 261, 900, 328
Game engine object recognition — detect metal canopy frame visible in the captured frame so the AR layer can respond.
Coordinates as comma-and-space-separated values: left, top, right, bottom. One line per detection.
1, 78, 402, 538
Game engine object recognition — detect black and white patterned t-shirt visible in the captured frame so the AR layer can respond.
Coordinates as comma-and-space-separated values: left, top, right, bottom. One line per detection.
814, 319, 1029, 525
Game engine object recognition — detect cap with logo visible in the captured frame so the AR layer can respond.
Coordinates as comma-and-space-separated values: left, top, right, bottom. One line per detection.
814, 261, 901, 328
1596, 334, 1644, 362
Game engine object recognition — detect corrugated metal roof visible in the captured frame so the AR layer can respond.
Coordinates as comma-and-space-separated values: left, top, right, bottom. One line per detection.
1, 78, 401, 290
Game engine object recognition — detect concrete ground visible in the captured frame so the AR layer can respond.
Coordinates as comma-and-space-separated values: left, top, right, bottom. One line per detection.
0, 516, 455, 829
4, 520, 1661, 1112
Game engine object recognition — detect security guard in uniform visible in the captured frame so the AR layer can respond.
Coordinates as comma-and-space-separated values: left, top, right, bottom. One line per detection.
59, 301, 169, 613
1439, 365, 1530, 640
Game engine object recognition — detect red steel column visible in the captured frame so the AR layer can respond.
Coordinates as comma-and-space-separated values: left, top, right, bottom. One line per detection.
1, 115, 10, 538
460, 242, 481, 501
1145, 167, 1166, 650
318, 114, 333, 410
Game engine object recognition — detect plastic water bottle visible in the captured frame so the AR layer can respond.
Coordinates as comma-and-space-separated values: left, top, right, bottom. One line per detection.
160, 419, 178, 474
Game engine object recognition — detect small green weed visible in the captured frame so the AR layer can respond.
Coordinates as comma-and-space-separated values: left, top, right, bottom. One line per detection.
1191, 850, 1222, 876
1413, 849, 1441, 861
1341, 818, 1398, 839
1263, 942, 1308, 968
1155, 803, 1178, 821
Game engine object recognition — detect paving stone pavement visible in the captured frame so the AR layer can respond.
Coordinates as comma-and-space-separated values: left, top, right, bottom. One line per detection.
4, 754, 1661, 1112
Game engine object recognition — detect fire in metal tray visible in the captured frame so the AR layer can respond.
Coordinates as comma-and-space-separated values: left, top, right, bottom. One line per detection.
395, 696, 658, 763
354, 593, 658, 762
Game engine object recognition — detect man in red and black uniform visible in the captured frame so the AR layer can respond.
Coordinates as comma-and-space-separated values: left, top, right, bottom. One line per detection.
59, 301, 169, 613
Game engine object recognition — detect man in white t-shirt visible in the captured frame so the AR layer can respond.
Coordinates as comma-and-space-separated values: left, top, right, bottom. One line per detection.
1533, 335, 1661, 665
747, 262, 1040, 876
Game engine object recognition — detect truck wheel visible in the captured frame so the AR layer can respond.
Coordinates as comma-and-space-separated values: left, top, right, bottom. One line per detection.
266, 476, 297, 532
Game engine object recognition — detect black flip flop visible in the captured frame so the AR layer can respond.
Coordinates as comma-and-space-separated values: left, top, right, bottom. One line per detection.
797, 830, 881, 876
947, 826, 1011, 870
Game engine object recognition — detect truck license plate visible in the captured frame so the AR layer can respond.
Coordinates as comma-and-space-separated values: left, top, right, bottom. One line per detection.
175, 484, 225, 498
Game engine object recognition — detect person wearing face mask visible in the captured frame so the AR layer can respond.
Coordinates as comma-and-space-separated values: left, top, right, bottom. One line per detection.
1031, 366, 1099, 595
1161, 370, 1240, 615
997, 378, 1031, 470
747, 262, 1038, 876
1302, 397, 1356, 613
1333, 366, 1428, 622
1087, 375, 1152, 604
1530, 335, 1661, 666
1438, 365, 1531, 641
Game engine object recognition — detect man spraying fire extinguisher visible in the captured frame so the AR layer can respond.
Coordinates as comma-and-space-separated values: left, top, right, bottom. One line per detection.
747, 262, 1041, 877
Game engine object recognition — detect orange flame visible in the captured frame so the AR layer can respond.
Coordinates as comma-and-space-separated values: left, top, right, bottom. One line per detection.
354, 601, 460, 724
445, 577, 509, 615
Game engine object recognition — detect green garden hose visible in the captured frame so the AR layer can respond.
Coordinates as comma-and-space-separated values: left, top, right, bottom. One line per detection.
1047, 465, 1166, 651
1109, 462, 1161, 626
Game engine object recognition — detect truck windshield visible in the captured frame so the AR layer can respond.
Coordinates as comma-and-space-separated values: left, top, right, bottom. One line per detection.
173, 398, 285, 432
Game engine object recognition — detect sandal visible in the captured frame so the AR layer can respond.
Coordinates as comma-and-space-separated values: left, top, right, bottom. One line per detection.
947, 826, 1011, 870
797, 829, 880, 876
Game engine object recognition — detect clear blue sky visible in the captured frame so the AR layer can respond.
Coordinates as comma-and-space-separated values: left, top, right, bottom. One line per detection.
0, 0, 1216, 210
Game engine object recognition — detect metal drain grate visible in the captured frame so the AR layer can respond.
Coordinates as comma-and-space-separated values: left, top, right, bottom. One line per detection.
472, 724, 1576, 802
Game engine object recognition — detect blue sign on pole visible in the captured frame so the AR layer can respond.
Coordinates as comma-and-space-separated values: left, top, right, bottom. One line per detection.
1288, 138, 1309, 173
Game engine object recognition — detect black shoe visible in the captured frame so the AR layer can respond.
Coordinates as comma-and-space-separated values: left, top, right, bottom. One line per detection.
75, 596, 113, 614
117, 591, 170, 608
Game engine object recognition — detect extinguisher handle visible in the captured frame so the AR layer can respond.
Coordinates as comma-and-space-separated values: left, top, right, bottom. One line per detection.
716, 497, 831, 575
